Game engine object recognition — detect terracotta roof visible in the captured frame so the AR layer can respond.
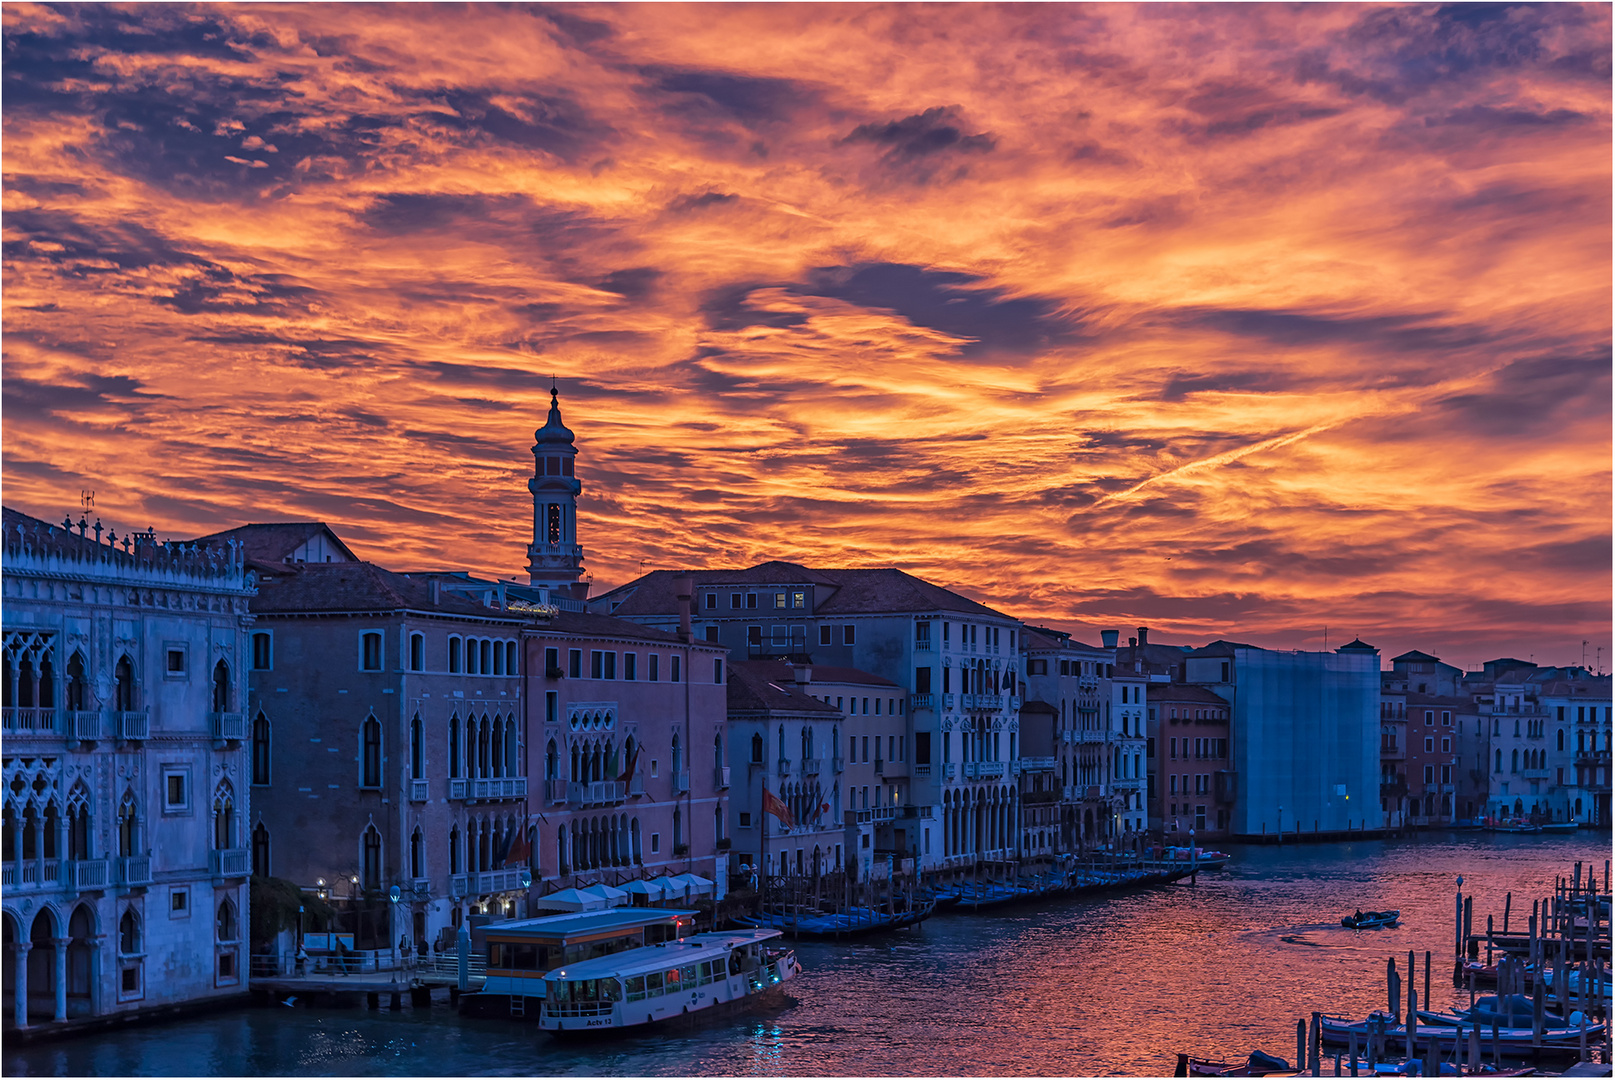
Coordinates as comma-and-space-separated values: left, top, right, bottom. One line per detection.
190, 521, 359, 570
727, 661, 843, 714
252, 562, 520, 620
595, 562, 1010, 619
790, 664, 900, 689
1023, 626, 1104, 652
542, 610, 693, 646
1147, 684, 1231, 705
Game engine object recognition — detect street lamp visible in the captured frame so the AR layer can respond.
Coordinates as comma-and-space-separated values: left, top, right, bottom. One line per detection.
389, 885, 401, 972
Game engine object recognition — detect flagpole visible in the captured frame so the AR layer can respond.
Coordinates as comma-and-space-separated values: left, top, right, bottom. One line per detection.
761, 777, 769, 915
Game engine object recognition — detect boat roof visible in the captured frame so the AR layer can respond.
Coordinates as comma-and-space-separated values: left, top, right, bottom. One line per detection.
483, 908, 698, 942
545, 929, 783, 981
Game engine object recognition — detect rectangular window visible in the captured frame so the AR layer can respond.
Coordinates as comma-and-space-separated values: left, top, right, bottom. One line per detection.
791, 591, 806, 609
251, 632, 273, 671
915, 667, 932, 693
1442, 711, 1451, 725
546, 647, 559, 673
774, 592, 787, 609
738, 813, 751, 827
1425, 711, 1434, 725
410, 633, 425, 672
1424, 765, 1435, 784
842, 624, 855, 646
942, 667, 951, 692
671, 656, 681, 683
546, 692, 558, 724
625, 653, 637, 680
650, 833, 661, 854
591, 651, 604, 679
171, 888, 189, 917
1443, 764, 1453, 784
1170, 738, 1177, 759
819, 625, 832, 647
1170, 775, 1178, 794
704, 625, 719, 643
163, 768, 190, 812
361, 632, 383, 671
569, 649, 583, 678
731, 593, 742, 609
1425, 737, 1434, 752
942, 622, 950, 643
1442, 737, 1450, 753
604, 652, 617, 679
449, 637, 462, 673
916, 621, 930, 645
714, 658, 724, 683
747, 625, 763, 647
165, 646, 187, 676
861, 736, 870, 761
704, 593, 716, 610
747, 593, 758, 609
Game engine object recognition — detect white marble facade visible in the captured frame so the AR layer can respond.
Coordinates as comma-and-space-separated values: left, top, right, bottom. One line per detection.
2, 510, 253, 1029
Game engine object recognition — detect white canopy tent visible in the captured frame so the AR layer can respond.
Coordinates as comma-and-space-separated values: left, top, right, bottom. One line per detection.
577, 883, 630, 907
528, 887, 610, 913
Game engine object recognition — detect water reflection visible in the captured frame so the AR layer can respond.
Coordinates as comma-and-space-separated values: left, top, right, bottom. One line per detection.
4, 834, 1607, 1077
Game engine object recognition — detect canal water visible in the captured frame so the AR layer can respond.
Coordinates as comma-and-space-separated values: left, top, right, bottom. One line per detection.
6, 833, 1609, 1077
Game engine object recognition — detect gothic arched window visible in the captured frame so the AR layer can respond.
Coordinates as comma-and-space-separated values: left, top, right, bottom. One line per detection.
362, 825, 382, 890
361, 716, 382, 788
213, 781, 236, 850
751, 733, 764, 763
211, 659, 231, 712
114, 655, 137, 711
252, 822, 271, 878
119, 909, 141, 955
65, 651, 87, 711
118, 792, 139, 856
252, 713, 271, 785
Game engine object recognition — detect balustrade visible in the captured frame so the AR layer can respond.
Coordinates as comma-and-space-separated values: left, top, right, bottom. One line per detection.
210, 711, 246, 741
800, 758, 823, 775
114, 853, 153, 886
410, 779, 430, 803
566, 780, 625, 806
66, 858, 110, 890
119, 710, 149, 740
211, 847, 250, 878
70, 710, 100, 741
2, 707, 62, 735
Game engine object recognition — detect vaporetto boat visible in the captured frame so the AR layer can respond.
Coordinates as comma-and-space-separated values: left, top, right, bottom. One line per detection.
537, 928, 799, 1034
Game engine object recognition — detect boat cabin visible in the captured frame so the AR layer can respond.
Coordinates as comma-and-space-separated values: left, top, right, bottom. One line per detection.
466, 908, 698, 1010
540, 929, 790, 1028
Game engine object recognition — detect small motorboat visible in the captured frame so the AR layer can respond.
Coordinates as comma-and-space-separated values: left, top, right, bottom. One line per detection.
1173, 1050, 1294, 1076
1342, 909, 1401, 930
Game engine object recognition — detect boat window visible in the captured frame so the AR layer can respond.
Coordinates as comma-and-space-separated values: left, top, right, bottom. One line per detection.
603, 979, 622, 1002
646, 971, 664, 994
551, 980, 571, 1002
625, 975, 647, 1001
488, 943, 505, 967
512, 944, 539, 969
565, 944, 587, 964
681, 964, 699, 986
665, 967, 682, 989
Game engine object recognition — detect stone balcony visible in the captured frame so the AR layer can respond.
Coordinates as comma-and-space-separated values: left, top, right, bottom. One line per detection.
964, 761, 1006, 780
410, 779, 430, 803
211, 847, 250, 879
566, 780, 625, 807
119, 710, 150, 741
1019, 756, 1058, 772
910, 692, 936, 712
449, 776, 528, 802
2, 707, 62, 736
800, 758, 824, 775
114, 853, 153, 886
210, 711, 246, 741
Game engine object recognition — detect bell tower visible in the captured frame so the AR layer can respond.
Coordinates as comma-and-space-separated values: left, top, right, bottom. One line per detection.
527, 383, 587, 598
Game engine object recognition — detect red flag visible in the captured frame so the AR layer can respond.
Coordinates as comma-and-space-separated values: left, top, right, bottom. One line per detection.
507, 825, 531, 867
762, 787, 795, 830
617, 744, 639, 784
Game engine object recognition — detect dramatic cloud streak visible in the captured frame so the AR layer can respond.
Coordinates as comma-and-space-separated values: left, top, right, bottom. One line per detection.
3, 2, 1609, 667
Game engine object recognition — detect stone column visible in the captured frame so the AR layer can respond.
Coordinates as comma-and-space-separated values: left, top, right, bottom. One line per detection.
88, 933, 105, 1018
52, 936, 68, 1021
11, 941, 29, 1029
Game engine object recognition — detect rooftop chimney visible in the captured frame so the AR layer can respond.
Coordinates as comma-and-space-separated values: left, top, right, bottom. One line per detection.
430, 579, 441, 605
675, 576, 694, 643
1128, 637, 1137, 648
793, 666, 812, 685
1137, 626, 1149, 647
1100, 629, 1119, 649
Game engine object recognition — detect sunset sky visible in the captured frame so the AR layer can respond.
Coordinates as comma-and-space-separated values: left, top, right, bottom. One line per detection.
3, 3, 1610, 669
